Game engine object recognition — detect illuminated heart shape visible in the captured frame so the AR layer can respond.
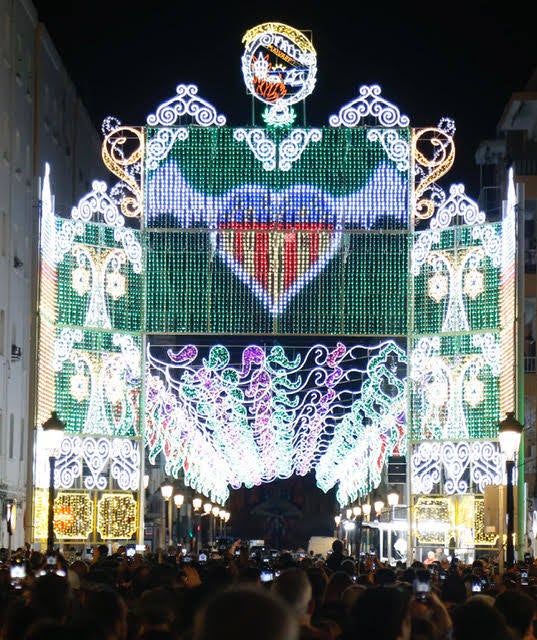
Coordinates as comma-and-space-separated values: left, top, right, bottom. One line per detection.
146, 162, 409, 314
213, 221, 341, 315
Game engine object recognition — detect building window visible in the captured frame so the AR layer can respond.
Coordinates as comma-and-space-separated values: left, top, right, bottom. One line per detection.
20, 417, 24, 461
0, 309, 4, 356
9, 413, 14, 459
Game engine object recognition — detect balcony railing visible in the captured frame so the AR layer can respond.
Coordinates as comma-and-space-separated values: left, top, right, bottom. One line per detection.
525, 357, 536, 373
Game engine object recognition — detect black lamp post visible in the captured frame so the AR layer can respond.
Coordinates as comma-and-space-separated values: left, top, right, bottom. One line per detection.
6, 499, 16, 559
41, 411, 66, 554
498, 411, 524, 569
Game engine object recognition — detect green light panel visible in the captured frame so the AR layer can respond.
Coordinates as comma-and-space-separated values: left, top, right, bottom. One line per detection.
409, 333, 500, 441
56, 222, 142, 333
144, 230, 408, 335
412, 224, 500, 335
143, 125, 410, 335
54, 328, 141, 437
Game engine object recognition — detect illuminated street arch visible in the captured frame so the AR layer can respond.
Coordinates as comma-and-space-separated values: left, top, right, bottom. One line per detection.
33, 23, 518, 554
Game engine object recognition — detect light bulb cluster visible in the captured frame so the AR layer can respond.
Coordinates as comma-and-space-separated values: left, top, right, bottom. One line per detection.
34, 490, 93, 540
410, 335, 500, 440
97, 493, 138, 540
146, 339, 406, 503
412, 225, 501, 336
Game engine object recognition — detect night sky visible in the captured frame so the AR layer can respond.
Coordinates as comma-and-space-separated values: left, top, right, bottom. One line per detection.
32, 0, 535, 199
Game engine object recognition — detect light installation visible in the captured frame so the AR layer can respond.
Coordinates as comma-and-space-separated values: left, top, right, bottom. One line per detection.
32, 22, 519, 550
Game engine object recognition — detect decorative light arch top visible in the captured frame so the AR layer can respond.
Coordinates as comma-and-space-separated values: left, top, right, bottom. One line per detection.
329, 84, 410, 128
241, 22, 317, 127
146, 84, 226, 127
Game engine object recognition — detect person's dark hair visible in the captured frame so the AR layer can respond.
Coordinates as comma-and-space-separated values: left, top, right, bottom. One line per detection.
306, 567, 328, 605
451, 599, 511, 640
494, 590, 536, 639
137, 586, 176, 629
411, 616, 438, 640
193, 584, 299, 640
97, 544, 109, 558
331, 539, 344, 554
340, 559, 356, 577
31, 572, 72, 622
374, 567, 397, 586
346, 585, 411, 640
441, 574, 467, 604
271, 567, 312, 616
76, 584, 126, 640
323, 570, 354, 604
238, 565, 261, 583
24, 619, 76, 640
1, 597, 38, 640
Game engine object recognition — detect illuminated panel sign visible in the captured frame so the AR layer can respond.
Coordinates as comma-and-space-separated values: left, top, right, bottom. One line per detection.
144, 126, 410, 334
241, 22, 317, 126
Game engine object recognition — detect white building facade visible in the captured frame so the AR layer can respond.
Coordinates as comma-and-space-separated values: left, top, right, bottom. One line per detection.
0, 0, 102, 550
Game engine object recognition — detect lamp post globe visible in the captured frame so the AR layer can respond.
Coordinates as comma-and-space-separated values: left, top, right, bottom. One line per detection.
41, 411, 66, 554
498, 411, 523, 568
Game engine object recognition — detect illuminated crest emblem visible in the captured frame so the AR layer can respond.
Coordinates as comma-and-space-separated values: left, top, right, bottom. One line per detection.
241, 22, 317, 126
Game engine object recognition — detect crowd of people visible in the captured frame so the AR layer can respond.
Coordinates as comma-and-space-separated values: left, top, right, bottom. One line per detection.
1, 537, 537, 640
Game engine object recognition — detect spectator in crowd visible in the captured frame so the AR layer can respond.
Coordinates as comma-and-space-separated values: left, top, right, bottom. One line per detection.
192, 584, 299, 640
325, 540, 345, 574
493, 589, 536, 640
272, 567, 333, 640
451, 599, 511, 640
344, 585, 412, 640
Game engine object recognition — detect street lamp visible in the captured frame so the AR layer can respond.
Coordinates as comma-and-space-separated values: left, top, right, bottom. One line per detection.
334, 514, 341, 538
160, 483, 173, 548
387, 489, 400, 508
174, 493, 184, 543
192, 497, 202, 553
352, 506, 362, 557
499, 411, 524, 568
361, 502, 371, 552
374, 499, 385, 517
386, 489, 399, 565
41, 411, 65, 554
5, 499, 16, 559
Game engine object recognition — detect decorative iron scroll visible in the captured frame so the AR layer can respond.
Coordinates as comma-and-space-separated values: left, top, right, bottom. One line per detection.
102, 126, 144, 218
146, 84, 226, 127
411, 440, 503, 495
329, 84, 410, 128
413, 120, 455, 221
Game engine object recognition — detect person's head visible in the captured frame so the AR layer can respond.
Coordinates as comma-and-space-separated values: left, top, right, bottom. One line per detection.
31, 572, 72, 622
79, 584, 127, 640
306, 567, 328, 605
332, 539, 344, 555
340, 558, 356, 577
95, 544, 109, 560
451, 599, 511, 640
271, 567, 313, 623
323, 570, 354, 604
346, 586, 411, 640
374, 567, 397, 586
441, 574, 467, 605
137, 586, 176, 633
70, 559, 89, 581
494, 590, 536, 640
193, 584, 299, 640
